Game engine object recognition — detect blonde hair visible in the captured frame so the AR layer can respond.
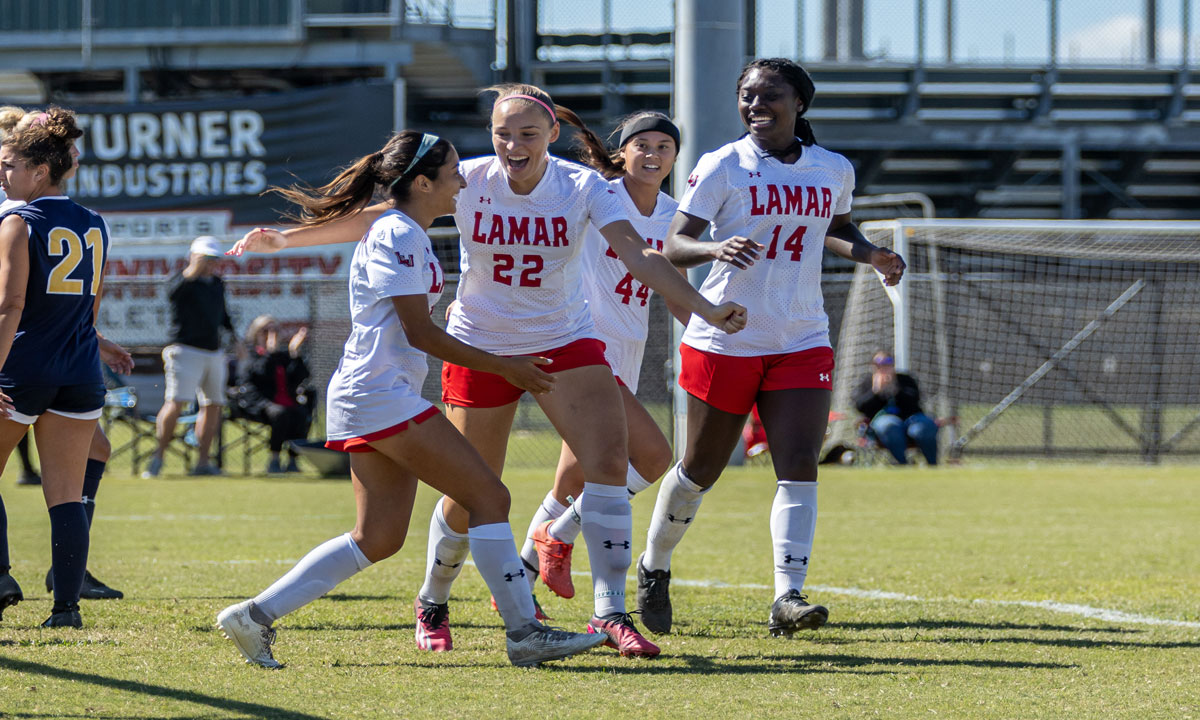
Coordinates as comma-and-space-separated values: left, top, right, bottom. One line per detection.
3, 106, 83, 185
0, 105, 29, 141
245, 314, 278, 346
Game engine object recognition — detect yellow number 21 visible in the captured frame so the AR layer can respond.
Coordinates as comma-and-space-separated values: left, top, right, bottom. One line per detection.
47, 226, 104, 296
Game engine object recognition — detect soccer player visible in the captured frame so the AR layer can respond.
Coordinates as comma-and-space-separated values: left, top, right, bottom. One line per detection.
635, 58, 905, 637
230, 85, 747, 658
217, 131, 605, 668
0, 106, 112, 627
0, 106, 128, 605
519, 112, 685, 601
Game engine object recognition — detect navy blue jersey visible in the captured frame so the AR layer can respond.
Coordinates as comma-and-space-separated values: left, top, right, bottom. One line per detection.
0, 196, 108, 387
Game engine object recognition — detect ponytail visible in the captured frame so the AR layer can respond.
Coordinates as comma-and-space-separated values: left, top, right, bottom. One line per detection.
557, 105, 626, 179
269, 131, 450, 226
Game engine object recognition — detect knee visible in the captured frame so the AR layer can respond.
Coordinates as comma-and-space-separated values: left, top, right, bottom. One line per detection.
461, 480, 510, 524
351, 528, 404, 563
632, 440, 674, 484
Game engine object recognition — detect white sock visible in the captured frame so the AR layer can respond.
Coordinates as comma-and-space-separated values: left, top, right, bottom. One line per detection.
418, 500, 470, 605
519, 491, 568, 590
578, 482, 633, 617
643, 462, 709, 572
468, 523, 537, 632
625, 463, 654, 496
252, 533, 371, 623
771, 480, 817, 598
547, 493, 583, 545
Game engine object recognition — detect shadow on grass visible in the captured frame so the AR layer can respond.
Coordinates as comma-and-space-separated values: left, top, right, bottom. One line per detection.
4, 715, 220, 719
838, 620, 1143, 633
0, 656, 329, 720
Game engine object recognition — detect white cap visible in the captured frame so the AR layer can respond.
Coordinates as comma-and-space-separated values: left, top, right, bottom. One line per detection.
190, 235, 223, 257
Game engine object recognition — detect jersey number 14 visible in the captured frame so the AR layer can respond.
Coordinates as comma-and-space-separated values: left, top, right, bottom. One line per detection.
47, 226, 104, 296
766, 224, 806, 261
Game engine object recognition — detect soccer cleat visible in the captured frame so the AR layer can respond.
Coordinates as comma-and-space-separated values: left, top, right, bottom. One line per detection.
190, 463, 224, 476
635, 553, 672, 634
586, 612, 661, 658
266, 458, 284, 474
141, 456, 163, 479
44, 568, 125, 600
532, 520, 574, 599
489, 593, 552, 621
0, 573, 23, 621
41, 605, 83, 629
506, 622, 606, 667
413, 597, 452, 651
768, 589, 829, 637
217, 600, 282, 668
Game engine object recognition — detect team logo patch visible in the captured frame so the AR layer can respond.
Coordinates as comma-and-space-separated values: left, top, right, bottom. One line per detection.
819, 373, 830, 383
687, 173, 699, 187
395, 253, 414, 267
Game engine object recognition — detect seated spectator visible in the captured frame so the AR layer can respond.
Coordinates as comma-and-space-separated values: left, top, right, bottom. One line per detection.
234, 316, 313, 474
854, 351, 938, 465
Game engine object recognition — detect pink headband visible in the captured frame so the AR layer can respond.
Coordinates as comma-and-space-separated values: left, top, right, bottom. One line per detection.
30, 112, 49, 126
498, 94, 557, 123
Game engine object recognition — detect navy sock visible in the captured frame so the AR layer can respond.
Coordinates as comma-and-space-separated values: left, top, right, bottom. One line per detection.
48, 502, 89, 610
0, 493, 9, 573
82, 459, 105, 527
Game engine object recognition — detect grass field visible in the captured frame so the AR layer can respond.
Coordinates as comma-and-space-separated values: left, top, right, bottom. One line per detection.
1, 462, 1197, 719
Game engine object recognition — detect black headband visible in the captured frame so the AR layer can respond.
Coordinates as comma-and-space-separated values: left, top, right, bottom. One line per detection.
618, 116, 681, 149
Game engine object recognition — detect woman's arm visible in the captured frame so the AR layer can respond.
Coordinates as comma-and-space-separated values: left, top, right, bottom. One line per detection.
663, 211, 762, 270
0, 214, 30, 373
825, 214, 905, 286
391, 295, 555, 395
600, 219, 747, 334
227, 202, 391, 255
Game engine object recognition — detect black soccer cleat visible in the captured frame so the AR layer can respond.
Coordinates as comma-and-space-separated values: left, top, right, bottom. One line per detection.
635, 553, 673, 635
0, 573, 23, 621
45, 568, 125, 600
41, 604, 83, 629
768, 589, 828, 637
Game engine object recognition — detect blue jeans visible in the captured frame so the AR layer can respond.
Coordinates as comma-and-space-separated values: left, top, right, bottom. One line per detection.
870, 413, 938, 465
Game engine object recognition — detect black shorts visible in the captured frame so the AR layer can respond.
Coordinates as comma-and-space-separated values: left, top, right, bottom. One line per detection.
3, 383, 105, 425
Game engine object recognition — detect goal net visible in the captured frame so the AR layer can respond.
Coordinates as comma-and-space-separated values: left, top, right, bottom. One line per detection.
827, 219, 1200, 462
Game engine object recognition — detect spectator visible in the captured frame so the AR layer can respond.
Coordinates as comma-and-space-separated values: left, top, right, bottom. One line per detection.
854, 351, 938, 465
234, 315, 313, 474
143, 236, 236, 477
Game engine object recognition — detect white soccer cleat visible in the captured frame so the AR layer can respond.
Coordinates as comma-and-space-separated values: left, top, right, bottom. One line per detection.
217, 600, 282, 669
505, 622, 606, 667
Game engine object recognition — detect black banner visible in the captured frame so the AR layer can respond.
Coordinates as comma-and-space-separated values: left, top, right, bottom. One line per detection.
64, 82, 395, 225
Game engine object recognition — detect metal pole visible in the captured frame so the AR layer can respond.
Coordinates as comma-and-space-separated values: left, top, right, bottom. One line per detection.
1061, 133, 1080, 219
1146, 0, 1157, 65
823, 0, 838, 60
945, 0, 953, 63
1049, 0, 1058, 67
672, 0, 746, 458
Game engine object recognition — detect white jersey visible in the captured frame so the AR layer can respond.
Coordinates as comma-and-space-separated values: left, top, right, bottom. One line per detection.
678, 136, 854, 356
447, 155, 626, 355
0, 198, 22, 213
326, 210, 445, 440
580, 179, 676, 392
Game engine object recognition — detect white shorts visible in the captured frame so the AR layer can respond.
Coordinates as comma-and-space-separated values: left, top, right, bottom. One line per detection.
600, 334, 646, 395
325, 379, 434, 442
163, 344, 227, 406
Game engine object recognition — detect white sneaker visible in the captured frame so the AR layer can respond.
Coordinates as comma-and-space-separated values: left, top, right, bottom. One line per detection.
506, 622, 605, 667
141, 456, 163, 479
217, 600, 282, 668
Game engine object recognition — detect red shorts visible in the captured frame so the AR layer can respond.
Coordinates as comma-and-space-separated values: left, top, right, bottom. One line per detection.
678, 344, 834, 415
325, 406, 440, 453
441, 338, 610, 409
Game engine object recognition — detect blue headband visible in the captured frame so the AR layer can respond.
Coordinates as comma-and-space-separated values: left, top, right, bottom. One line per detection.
389, 133, 441, 189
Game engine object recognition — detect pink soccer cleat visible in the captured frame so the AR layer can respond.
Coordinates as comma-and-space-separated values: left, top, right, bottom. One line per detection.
414, 597, 452, 652
586, 612, 661, 658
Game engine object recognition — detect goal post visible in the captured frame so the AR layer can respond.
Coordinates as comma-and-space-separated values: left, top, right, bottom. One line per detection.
828, 219, 1200, 463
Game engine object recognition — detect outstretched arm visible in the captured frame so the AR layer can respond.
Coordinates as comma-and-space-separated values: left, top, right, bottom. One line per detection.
227, 202, 391, 255
663, 211, 762, 270
600, 219, 746, 334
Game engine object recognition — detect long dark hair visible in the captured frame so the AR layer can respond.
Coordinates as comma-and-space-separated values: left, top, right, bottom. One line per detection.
3, 106, 83, 185
737, 58, 817, 157
269, 131, 452, 226
568, 111, 680, 180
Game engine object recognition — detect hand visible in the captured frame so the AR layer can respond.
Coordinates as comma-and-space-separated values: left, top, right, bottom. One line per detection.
288, 326, 308, 356
712, 236, 762, 270
227, 227, 287, 256
497, 356, 555, 395
98, 336, 135, 375
702, 302, 748, 334
871, 248, 906, 286
0, 389, 13, 419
